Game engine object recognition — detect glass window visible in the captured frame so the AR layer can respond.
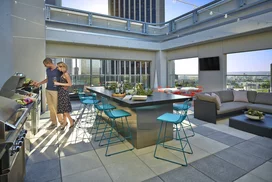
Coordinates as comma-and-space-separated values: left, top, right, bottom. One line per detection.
141, 0, 145, 22
172, 57, 199, 87
227, 50, 271, 92
136, 1, 140, 21
120, 0, 124, 18
152, 0, 156, 23
130, 0, 134, 19
146, 0, 150, 23
125, 0, 129, 19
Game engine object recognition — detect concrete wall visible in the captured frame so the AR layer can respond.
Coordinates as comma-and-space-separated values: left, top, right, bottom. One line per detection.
0, 0, 46, 86
0, 0, 46, 110
166, 31, 272, 91
12, 0, 46, 82
0, 0, 13, 87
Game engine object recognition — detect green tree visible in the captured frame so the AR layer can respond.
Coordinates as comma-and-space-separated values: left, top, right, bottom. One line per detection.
260, 81, 270, 89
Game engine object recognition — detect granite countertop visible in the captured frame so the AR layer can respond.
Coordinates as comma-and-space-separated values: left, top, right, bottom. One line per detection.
87, 87, 191, 107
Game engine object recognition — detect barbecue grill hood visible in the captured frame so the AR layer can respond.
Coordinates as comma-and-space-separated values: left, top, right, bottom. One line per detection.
0, 75, 25, 98
0, 96, 22, 129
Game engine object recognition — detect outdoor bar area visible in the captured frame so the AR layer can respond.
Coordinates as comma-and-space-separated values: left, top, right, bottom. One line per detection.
87, 87, 191, 149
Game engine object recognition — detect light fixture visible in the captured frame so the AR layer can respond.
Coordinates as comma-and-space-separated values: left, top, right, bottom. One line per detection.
224, 14, 228, 18
237, 18, 240, 22
209, 11, 213, 15
15, 1, 17, 4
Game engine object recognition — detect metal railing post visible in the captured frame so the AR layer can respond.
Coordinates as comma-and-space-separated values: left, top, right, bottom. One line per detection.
238, 0, 246, 7
88, 13, 92, 25
192, 11, 198, 24
45, 6, 50, 20
127, 20, 131, 31
142, 23, 147, 34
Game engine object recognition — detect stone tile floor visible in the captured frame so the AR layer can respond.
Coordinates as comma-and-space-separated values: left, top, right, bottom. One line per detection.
24, 101, 272, 182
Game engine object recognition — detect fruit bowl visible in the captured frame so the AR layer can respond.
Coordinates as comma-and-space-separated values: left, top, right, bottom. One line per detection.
244, 109, 265, 121
245, 114, 264, 120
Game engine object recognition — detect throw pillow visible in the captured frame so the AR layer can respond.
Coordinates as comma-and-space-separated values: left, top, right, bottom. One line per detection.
211, 93, 222, 107
233, 91, 248, 102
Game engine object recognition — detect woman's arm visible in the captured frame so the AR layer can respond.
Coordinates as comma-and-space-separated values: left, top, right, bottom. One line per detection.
54, 73, 72, 87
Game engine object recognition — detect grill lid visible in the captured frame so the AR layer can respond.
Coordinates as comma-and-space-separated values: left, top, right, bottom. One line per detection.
0, 75, 25, 98
0, 96, 21, 125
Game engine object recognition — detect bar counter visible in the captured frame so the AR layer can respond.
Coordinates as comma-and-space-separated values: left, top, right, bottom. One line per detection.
87, 87, 191, 149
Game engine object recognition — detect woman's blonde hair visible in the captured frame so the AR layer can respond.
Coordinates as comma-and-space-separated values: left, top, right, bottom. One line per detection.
57, 62, 68, 72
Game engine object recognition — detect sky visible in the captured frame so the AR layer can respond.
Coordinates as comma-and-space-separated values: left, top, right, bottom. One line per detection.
62, 0, 271, 74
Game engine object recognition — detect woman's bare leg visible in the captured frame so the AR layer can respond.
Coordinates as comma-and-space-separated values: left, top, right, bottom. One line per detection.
64, 113, 74, 126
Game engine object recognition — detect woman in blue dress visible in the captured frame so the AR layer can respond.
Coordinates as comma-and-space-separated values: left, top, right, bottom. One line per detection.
54, 62, 75, 130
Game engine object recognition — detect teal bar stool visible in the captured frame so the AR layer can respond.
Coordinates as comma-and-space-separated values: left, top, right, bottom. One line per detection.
99, 97, 134, 156
76, 94, 100, 129
76, 93, 97, 121
75, 94, 100, 142
173, 99, 195, 138
154, 110, 193, 166
92, 102, 116, 142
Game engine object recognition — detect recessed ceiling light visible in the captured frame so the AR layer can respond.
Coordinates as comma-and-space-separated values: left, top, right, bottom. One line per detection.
209, 11, 213, 15
224, 14, 228, 18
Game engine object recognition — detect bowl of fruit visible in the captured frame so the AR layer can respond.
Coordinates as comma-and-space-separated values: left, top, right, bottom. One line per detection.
245, 109, 265, 121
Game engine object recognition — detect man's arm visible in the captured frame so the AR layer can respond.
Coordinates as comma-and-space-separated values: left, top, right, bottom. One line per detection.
33, 78, 48, 87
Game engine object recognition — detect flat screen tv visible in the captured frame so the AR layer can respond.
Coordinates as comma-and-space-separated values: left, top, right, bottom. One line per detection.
199, 57, 220, 71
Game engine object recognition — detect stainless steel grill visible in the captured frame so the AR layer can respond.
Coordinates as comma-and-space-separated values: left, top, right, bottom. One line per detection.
0, 74, 39, 182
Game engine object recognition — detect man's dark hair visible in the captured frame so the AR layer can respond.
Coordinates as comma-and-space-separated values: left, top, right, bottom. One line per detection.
43, 58, 53, 64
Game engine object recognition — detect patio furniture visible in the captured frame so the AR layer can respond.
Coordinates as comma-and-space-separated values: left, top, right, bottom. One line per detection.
173, 99, 195, 138
229, 114, 272, 138
194, 90, 272, 124
154, 111, 193, 166
99, 97, 134, 156
92, 102, 116, 141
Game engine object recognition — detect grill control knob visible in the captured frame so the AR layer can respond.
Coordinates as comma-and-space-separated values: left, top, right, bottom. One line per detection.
10, 146, 20, 156
16, 141, 23, 146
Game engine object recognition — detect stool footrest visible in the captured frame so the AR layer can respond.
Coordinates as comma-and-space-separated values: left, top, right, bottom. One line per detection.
154, 156, 187, 166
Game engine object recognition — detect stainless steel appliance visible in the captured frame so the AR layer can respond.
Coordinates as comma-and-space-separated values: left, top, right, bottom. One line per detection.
0, 74, 38, 182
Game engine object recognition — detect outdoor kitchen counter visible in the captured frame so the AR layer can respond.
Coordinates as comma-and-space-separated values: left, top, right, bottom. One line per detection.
87, 87, 191, 149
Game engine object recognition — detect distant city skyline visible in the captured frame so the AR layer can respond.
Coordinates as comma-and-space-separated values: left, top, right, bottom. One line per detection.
62, 0, 271, 74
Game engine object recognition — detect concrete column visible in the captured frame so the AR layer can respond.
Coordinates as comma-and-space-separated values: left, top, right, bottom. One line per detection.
155, 50, 167, 87
168, 60, 175, 87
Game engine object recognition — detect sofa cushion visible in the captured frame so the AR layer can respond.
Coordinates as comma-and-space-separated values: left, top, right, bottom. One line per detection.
218, 90, 234, 103
217, 102, 249, 115
196, 93, 220, 110
255, 93, 272, 105
247, 91, 257, 103
233, 91, 248, 102
247, 104, 272, 114
211, 93, 222, 107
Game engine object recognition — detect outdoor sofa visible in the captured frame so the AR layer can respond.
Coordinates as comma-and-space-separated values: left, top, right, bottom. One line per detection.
194, 90, 272, 124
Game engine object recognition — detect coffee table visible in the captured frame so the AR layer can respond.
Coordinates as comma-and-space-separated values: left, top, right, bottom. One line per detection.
229, 114, 272, 138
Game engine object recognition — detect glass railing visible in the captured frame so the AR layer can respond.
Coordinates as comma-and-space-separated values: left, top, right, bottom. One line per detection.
45, 0, 261, 36
226, 75, 271, 92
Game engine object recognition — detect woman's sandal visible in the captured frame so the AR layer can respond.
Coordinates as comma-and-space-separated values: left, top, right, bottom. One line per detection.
60, 122, 68, 130
69, 119, 76, 129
